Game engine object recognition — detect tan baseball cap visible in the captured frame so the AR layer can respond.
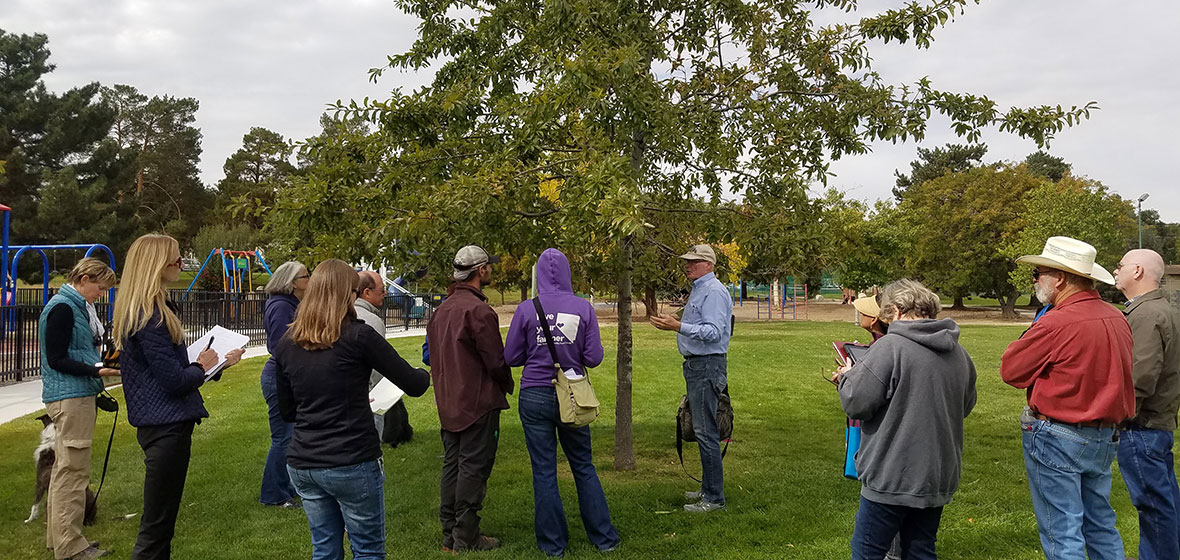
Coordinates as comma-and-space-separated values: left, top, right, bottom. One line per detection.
679, 244, 716, 264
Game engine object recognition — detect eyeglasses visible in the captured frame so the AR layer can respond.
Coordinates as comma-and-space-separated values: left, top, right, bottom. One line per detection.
1032, 268, 1061, 281
167, 257, 184, 269
296, 274, 311, 280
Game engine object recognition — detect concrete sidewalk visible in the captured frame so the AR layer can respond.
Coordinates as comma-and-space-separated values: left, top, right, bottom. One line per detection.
0, 326, 427, 426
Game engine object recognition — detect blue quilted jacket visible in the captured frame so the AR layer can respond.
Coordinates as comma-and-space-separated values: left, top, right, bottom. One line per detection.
120, 304, 209, 427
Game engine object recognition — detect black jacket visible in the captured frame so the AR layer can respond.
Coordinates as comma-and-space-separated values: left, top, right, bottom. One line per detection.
274, 319, 430, 469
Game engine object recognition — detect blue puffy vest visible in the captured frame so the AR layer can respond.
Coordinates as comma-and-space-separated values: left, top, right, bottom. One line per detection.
40, 284, 104, 403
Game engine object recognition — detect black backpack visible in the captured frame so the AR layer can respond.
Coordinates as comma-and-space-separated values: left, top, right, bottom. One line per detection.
381, 400, 414, 448
676, 387, 733, 482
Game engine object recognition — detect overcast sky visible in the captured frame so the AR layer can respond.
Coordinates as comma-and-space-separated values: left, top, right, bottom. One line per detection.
5, 1, 1178, 226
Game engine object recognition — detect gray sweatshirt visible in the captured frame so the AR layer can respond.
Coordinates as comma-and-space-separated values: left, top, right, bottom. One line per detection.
838, 318, 977, 508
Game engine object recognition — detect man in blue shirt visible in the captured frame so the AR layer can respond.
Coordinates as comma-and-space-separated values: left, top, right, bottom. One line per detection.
651, 244, 733, 513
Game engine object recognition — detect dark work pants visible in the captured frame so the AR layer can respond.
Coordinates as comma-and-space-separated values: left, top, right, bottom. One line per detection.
132, 421, 195, 560
440, 410, 500, 550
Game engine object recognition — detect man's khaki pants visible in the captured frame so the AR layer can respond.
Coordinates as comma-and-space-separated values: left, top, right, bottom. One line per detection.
45, 395, 96, 559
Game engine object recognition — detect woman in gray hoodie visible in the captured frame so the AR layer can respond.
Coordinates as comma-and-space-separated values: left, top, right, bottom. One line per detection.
836, 279, 977, 560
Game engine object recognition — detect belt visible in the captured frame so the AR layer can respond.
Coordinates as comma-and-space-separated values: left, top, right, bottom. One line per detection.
686, 353, 726, 358
1033, 413, 1118, 430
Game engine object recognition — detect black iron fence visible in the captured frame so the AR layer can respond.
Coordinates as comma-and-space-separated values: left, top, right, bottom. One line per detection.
1, 289, 439, 385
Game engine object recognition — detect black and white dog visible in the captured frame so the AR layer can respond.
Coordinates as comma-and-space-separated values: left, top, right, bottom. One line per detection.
24, 413, 97, 526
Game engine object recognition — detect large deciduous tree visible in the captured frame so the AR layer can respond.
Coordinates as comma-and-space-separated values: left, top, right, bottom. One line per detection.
900, 165, 1044, 318
1001, 175, 1137, 294
275, 0, 1094, 468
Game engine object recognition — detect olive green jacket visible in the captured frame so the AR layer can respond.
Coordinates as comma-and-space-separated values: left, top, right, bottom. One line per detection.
1124, 289, 1180, 431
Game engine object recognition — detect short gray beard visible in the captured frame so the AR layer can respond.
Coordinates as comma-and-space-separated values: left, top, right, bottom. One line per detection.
1035, 282, 1057, 306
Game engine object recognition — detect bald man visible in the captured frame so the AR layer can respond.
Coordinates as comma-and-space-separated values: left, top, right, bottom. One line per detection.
1114, 248, 1180, 560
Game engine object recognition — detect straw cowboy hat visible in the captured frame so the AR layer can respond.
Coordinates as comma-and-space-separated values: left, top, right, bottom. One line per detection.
1016, 236, 1115, 285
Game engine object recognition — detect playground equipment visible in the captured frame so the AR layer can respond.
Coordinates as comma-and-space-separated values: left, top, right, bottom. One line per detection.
1, 204, 117, 307
753, 282, 809, 320
184, 248, 273, 297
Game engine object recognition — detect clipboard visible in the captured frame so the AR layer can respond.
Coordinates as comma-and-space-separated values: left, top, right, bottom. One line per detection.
187, 326, 249, 380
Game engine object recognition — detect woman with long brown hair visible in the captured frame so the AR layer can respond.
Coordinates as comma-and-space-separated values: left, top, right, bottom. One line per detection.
273, 259, 430, 559
113, 234, 244, 560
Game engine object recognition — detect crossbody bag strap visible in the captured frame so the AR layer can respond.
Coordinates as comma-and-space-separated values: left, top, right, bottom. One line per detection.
531, 298, 562, 373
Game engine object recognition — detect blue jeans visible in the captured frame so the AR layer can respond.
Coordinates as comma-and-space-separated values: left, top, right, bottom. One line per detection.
1118, 426, 1180, 560
519, 387, 620, 556
260, 365, 296, 505
288, 460, 386, 560
683, 354, 726, 505
850, 496, 942, 560
1021, 416, 1123, 560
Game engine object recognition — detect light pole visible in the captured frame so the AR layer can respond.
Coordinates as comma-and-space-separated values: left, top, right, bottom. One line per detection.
1138, 192, 1150, 248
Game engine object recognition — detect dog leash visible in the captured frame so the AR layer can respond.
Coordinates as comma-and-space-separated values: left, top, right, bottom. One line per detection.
93, 390, 118, 502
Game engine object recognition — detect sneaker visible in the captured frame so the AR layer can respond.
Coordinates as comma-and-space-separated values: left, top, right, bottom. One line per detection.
68, 546, 110, 560
683, 500, 725, 513
683, 490, 702, 502
265, 498, 302, 509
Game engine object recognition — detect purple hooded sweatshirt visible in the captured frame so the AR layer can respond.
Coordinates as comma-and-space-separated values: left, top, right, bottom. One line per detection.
504, 249, 604, 389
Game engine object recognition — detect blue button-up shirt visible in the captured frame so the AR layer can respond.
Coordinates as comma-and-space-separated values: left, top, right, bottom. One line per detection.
677, 272, 733, 356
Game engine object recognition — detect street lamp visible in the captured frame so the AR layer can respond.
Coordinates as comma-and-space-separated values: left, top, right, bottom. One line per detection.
1138, 192, 1150, 248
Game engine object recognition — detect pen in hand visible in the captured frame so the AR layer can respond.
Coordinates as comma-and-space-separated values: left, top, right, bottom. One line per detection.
204, 336, 215, 351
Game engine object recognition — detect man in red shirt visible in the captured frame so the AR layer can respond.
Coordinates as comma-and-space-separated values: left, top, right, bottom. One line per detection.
1001, 236, 1134, 560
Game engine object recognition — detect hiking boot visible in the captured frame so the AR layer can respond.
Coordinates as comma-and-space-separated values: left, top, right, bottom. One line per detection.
68, 546, 110, 560
683, 490, 702, 502
684, 500, 725, 513
467, 535, 502, 551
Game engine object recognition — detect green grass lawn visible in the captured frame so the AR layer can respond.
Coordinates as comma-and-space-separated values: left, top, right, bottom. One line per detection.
0, 322, 1146, 559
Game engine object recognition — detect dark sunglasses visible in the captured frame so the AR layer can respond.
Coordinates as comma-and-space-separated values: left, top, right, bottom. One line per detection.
1032, 268, 1060, 281
167, 257, 184, 269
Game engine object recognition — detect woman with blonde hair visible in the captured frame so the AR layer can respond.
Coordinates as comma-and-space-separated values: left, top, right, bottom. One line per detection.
113, 234, 244, 560
273, 259, 430, 560
38, 257, 119, 560
258, 261, 310, 509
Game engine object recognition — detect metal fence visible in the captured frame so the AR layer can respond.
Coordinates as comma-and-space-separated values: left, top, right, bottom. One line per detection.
1, 289, 439, 385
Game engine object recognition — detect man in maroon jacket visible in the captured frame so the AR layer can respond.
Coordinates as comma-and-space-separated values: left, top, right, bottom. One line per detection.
426, 245, 514, 553
1001, 236, 1134, 560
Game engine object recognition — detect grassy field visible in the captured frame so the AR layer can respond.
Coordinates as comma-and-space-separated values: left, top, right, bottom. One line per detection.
0, 322, 1145, 559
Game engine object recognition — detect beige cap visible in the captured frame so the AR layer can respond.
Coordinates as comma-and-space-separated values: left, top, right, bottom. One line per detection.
679, 244, 717, 264
453, 245, 500, 280
853, 295, 880, 318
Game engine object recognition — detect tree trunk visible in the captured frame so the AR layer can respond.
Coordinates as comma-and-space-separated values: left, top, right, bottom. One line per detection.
614, 235, 636, 470
1000, 290, 1021, 319
951, 295, 966, 310
644, 285, 657, 317
520, 285, 528, 303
